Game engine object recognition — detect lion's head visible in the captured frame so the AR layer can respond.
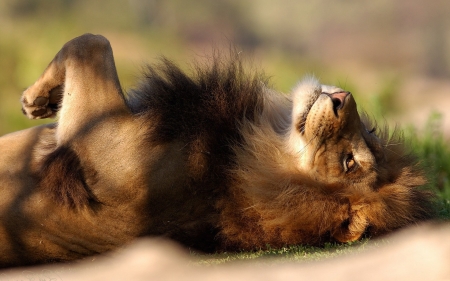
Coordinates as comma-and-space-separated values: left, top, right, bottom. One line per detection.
290, 77, 433, 242
219, 77, 434, 249
290, 77, 377, 182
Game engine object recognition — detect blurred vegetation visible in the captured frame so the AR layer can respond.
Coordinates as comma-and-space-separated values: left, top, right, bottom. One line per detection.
1, 0, 450, 135
0, 0, 449, 261
406, 113, 450, 218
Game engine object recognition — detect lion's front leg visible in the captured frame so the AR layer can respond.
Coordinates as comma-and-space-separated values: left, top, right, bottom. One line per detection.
21, 33, 129, 144
21, 63, 65, 119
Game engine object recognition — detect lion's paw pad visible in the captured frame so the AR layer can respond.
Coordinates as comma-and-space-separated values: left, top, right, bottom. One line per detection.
21, 86, 61, 119
33, 97, 49, 106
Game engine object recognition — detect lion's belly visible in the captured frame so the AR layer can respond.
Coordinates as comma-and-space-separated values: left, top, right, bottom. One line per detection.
0, 125, 48, 179
0, 124, 146, 266
0, 125, 52, 208
0, 123, 221, 264
0, 192, 143, 266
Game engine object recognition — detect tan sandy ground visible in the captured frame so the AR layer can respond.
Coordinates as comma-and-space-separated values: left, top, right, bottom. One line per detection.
0, 223, 449, 281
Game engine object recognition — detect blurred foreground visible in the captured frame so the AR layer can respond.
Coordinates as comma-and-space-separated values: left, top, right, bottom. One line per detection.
0, 223, 449, 281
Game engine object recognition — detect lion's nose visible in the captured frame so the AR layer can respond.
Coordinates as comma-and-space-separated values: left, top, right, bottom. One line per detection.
329, 91, 350, 111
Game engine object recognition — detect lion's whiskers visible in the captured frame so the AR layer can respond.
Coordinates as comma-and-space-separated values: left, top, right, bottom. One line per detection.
383, 143, 402, 147
294, 133, 318, 158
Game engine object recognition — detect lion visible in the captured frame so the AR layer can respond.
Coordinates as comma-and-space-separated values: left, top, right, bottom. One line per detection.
0, 34, 434, 267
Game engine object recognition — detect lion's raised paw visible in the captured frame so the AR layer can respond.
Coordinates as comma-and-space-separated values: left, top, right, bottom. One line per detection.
21, 85, 63, 119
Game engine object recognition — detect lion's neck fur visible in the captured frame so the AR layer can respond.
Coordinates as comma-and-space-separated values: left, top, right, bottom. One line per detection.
259, 87, 292, 135
257, 80, 317, 175
220, 111, 344, 248
217, 85, 344, 248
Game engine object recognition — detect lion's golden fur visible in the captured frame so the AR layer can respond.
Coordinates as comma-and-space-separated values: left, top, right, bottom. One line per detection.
0, 34, 434, 267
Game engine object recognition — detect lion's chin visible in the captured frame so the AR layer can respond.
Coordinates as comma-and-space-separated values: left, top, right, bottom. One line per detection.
332, 231, 364, 243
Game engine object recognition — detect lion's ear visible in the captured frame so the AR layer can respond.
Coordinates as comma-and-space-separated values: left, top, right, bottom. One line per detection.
37, 146, 98, 209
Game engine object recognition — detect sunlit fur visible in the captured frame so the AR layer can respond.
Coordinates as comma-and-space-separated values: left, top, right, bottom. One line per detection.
0, 34, 434, 267
215, 76, 434, 249
130, 59, 434, 250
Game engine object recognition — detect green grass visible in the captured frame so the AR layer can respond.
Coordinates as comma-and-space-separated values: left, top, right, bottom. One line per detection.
193, 239, 373, 265
407, 112, 450, 219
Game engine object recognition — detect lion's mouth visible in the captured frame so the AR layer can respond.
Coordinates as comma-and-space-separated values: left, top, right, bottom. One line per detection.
297, 113, 308, 134
297, 94, 320, 134
297, 91, 349, 134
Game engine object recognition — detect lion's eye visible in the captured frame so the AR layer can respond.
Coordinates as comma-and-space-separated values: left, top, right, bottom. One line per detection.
344, 154, 356, 172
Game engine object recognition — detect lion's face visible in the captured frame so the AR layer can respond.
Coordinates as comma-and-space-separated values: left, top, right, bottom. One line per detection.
280, 78, 431, 243
223, 76, 432, 249
292, 79, 378, 192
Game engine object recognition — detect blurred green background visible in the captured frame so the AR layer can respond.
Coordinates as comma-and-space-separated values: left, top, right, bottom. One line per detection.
0, 0, 449, 136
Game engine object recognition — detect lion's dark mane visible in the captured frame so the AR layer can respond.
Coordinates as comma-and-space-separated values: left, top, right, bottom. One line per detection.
121, 56, 434, 252
126, 56, 269, 251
